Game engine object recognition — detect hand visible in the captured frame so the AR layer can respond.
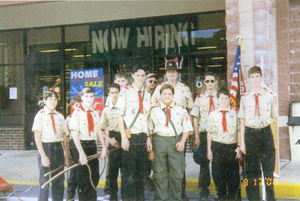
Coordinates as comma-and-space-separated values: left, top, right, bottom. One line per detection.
175, 140, 185, 152
146, 137, 152, 151
121, 137, 130, 151
194, 137, 200, 149
240, 141, 246, 154
148, 150, 155, 161
207, 150, 213, 161
100, 146, 107, 159
79, 153, 88, 165
41, 155, 50, 167
235, 147, 241, 159
110, 137, 120, 148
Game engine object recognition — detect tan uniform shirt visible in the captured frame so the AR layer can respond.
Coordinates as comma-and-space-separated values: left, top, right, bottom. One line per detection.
238, 87, 278, 129
32, 107, 68, 143
207, 107, 238, 144
100, 101, 120, 132
116, 83, 151, 134
69, 105, 101, 141
149, 102, 194, 136
151, 81, 194, 110
191, 91, 218, 132
66, 115, 72, 139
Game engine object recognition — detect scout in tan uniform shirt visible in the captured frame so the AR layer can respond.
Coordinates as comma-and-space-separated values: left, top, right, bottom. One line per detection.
116, 64, 152, 201
151, 61, 193, 110
148, 84, 194, 201
151, 60, 193, 200
65, 96, 81, 200
100, 83, 121, 201
238, 66, 277, 201
207, 88, 241, 200
70, 86, 107, 201
32, 90, 69, 201
191, 72, 218, 199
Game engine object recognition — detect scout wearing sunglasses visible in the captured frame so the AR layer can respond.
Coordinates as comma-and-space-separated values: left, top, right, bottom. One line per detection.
191, 72, 218, 199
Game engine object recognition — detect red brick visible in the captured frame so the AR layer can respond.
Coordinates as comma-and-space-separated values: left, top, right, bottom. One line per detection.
277, 0, 290, 19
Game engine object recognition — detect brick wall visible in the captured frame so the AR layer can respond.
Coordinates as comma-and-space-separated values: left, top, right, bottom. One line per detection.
0, 127, 26, 150
289, 0, 300, 101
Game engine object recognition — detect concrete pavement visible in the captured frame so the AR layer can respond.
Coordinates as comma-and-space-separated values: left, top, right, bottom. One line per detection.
0, 150, 300, 200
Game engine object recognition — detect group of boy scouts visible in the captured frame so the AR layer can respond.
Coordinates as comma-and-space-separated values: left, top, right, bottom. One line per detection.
32, 61, 277, 201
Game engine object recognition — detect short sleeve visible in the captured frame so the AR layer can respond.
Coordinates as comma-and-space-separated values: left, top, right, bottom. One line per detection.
148, 111, 155, 135
116, 92, 126, 115
207, 114, 213, 133
186, 87, 194, 110
32, 112, 42, 133
191, 98, 200, 117
182, 110, 194, 133
238, 97, 245, 119
70, 110, 80, 130
62, 118, 69, 136
271, 96, 278, 118
99, 109, 108, 130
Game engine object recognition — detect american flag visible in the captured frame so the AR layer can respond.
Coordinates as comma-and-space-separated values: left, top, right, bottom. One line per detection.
230, 43, 246, 110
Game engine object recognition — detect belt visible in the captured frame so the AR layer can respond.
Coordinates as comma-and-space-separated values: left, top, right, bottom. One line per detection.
246, 125, 270, 132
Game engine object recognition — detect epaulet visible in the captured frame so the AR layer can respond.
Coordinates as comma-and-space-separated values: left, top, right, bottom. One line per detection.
182, 106, 185, 109
174, 102, 177, 106
39, 109, 45, 113
197, 94, 201, 98
68, 114, 72, 118
159, 82, 163, 86
104, 105, 108, 108
124, 86, 129, 90
241, 93, 247, 97
184, 84, 187, 87
58, 111, 62, 114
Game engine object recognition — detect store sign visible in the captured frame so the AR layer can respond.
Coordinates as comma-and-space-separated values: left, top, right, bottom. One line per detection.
70, 68, 104, 112
91, 22, 195, 54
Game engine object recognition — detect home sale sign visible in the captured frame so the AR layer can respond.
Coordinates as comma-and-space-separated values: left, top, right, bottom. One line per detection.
70, 68, 104, 113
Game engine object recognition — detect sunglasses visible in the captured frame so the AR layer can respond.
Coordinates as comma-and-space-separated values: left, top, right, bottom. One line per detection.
205, 80, 215, 83
149, 80, 157, 84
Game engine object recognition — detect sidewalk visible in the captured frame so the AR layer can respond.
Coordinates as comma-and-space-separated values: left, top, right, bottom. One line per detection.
1, 150, 300, 200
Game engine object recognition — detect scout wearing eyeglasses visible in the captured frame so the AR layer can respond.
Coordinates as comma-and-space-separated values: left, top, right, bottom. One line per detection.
116, 64, 152, 201
70, 86, 107, 201
207, 88, 241, 200
32, 90, 69, 201
66, 96, 82, 200
100, 83, 122, 201
151, 60, 193, 200
146, 73, 158, 97
148, 84, 194, 201
238, 66, 277, 201
191, 72, 218, 199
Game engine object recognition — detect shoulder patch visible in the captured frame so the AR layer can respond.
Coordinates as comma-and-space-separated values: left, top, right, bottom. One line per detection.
184, 84, 187, 87
197, 94, 201, 98
125, 86, 129, 90
159, 82, 163, 85
182, 106, 185, 109
39, 109, 44, 113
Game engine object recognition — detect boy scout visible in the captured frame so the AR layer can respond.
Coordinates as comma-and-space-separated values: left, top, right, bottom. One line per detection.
151, 60, 193, 200
32, 90, 69, 201
116, 64, 152, 201
70, 86, 107, 201
66, 96, 82, 200
191, 72, 218, 199
151, 60, 193, 110
100, 83, 121, 201
103, 72, 128, 199
239, 66, 277, 201
207, 88, 241, 200
148, 84, 194, 201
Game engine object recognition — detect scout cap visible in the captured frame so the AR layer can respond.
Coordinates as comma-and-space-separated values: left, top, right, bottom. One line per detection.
165, 60, 181, 72
146, 73, 157, 79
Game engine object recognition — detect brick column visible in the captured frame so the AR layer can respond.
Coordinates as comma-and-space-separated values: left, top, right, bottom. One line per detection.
277, 0, 291, 160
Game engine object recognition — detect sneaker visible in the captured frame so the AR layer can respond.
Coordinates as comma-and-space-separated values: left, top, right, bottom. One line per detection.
103, 194, 110, 200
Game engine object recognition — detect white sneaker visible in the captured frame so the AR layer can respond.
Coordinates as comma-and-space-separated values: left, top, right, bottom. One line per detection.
103, 194, 110, 200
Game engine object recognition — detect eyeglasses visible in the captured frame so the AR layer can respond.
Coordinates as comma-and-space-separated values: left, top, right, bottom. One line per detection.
149, 80, 157, 84
205, 80, 215, 83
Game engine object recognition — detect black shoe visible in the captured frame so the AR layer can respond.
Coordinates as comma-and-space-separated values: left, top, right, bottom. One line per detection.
199, 188, 209, 200
181, 192, 189, 201
144, 179, 155, 191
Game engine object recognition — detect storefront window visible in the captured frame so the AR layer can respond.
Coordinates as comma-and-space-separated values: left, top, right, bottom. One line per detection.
154, 15, 189, 56
0, 65, 25, 126
0, 31, 24, 64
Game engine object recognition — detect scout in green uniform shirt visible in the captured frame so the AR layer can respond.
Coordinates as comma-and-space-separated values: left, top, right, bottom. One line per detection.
148, 84, 194, 201
207, 88, 241, 200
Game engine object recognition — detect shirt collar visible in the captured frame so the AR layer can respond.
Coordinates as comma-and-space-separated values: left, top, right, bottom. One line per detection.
44, 106, 57, 114
131, 83, 144, 92
204, 90, 217, 98
248, 88, 263, 97
160, 101, 175, 109
217, 107, 230, 112
108, 100, 117, 109
80, 104, 93, 112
